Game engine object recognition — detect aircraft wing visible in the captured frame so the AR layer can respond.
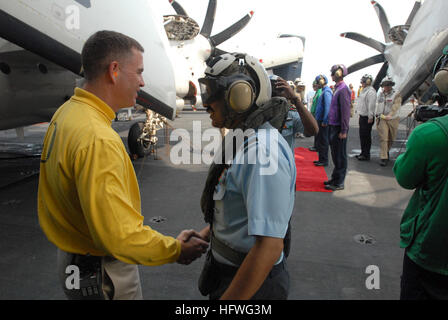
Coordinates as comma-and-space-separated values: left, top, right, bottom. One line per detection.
0, 0, 177, 120
260, 36, 304, 71
223, 35, 305, 80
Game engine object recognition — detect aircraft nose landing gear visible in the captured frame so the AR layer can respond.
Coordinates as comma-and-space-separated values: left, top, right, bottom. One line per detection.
128, 108, 167, 160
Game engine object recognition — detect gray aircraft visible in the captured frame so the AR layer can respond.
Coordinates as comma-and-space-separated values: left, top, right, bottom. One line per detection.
0, 0, 304, 158
341, 0, 448, 104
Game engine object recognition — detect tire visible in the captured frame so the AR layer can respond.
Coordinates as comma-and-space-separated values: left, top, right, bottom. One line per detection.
128, 121, 151, 158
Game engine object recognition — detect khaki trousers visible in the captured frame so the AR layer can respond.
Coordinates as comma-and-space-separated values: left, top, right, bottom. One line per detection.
377, 118, 399, 160
57, 249, 143, 300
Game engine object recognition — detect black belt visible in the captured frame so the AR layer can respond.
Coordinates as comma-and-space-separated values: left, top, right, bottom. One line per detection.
211, 234, 247, 266
210, 252, 286, 278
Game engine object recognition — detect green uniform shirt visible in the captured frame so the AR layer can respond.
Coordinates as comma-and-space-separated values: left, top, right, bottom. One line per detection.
393, 115, 448, 275
310, 88, 322, 116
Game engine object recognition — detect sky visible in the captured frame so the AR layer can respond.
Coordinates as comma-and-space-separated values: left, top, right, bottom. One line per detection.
155, 0, 418, 92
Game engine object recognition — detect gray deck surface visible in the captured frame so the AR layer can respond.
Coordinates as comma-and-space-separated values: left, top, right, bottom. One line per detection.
0, 106, 415, 300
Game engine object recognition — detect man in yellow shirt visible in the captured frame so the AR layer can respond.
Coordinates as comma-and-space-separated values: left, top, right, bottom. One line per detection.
38, 30, 208, 300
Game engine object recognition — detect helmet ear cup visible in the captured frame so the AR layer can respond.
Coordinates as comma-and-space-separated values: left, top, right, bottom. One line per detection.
434, 67, 448, 95
319, 76, 326, 86
361, 74, 373, 85
226, 80, 255, 113
335, 68, 342, 78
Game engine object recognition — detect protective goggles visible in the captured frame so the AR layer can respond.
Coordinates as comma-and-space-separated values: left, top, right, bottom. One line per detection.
198, 76, 223, 105
198, 74, 255, 105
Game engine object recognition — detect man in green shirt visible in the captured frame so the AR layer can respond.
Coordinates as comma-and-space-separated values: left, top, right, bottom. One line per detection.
394, 114, 448, 299
308, 80, 321, 152
394, 48, 448, 299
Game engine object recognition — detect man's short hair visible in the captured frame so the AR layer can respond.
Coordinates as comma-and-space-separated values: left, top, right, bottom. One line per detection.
81, 30, 144, 81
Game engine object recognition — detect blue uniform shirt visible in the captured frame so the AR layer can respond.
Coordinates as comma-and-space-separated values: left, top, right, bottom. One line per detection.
314, 86, 333, 124
281, 109, 304, 152
212, 122, 296, 266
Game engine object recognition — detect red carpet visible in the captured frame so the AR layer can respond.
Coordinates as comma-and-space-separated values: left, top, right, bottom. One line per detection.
294, 147, 332, 193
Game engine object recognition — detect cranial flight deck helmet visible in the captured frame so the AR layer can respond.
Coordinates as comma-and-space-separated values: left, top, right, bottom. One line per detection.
361, 74, 373, 86
330, 64, 348, 78
315, 74, 328, 86
198, 52, 271, 115
380, 76, 395, 87
433, 45, 448, 95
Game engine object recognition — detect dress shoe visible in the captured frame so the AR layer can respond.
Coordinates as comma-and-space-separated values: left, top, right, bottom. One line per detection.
325, 184, 344, 191
313, 160, 319, 164
314, 162, 328, 167
380, 159, 389, 166
308, 147, 317, 152
356, 155, 370, 161
324, 180, 333, 185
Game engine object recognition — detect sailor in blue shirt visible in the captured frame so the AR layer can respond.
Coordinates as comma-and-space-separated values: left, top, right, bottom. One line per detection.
269, 75, 318, 153
313, 74, 333, 166
212, 122, 296, 268
281, 109, 304, 152
197, 53, 300, 300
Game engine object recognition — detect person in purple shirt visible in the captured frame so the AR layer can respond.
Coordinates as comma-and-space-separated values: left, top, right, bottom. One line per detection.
313, 74, 333, 167
324, 64, 352, 191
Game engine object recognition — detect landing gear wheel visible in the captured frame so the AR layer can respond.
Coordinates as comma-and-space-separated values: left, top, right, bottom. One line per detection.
128, 121, 151, 159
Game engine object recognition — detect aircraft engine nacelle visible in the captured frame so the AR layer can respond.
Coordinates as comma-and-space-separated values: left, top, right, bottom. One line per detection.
174, 74, 190, 98
0, 0, 179, 120
169, 35, 210, 107
175, 97, 185, 111
259, 37, 304, 69
169, 45, 194, 99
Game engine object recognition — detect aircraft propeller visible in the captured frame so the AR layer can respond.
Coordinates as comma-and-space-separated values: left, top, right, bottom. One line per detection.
167, 0, 253, 58
199, 0, 216, 38
169, 0, 188, 16
341, 0, 422, 90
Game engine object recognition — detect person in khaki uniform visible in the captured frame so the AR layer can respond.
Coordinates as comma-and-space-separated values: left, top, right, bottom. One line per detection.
375, 77, 402, 166
349, 83, 356, 118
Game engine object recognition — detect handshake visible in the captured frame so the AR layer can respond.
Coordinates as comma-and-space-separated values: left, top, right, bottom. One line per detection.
176, 226, 210, 265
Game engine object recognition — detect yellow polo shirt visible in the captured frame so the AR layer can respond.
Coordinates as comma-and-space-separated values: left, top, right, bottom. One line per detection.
38, 88, 181, 266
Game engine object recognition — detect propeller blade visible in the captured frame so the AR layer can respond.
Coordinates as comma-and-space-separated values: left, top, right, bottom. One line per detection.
340, 32, 386, 53
200, 0, 217, 38
213, 48, 228, 56
168, 0, 188, 16
347, 54, 385, 75
210, 11, 254, 47
371, 1, 391, 42
373, 61, 389, 90
405, 0, 421, 26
